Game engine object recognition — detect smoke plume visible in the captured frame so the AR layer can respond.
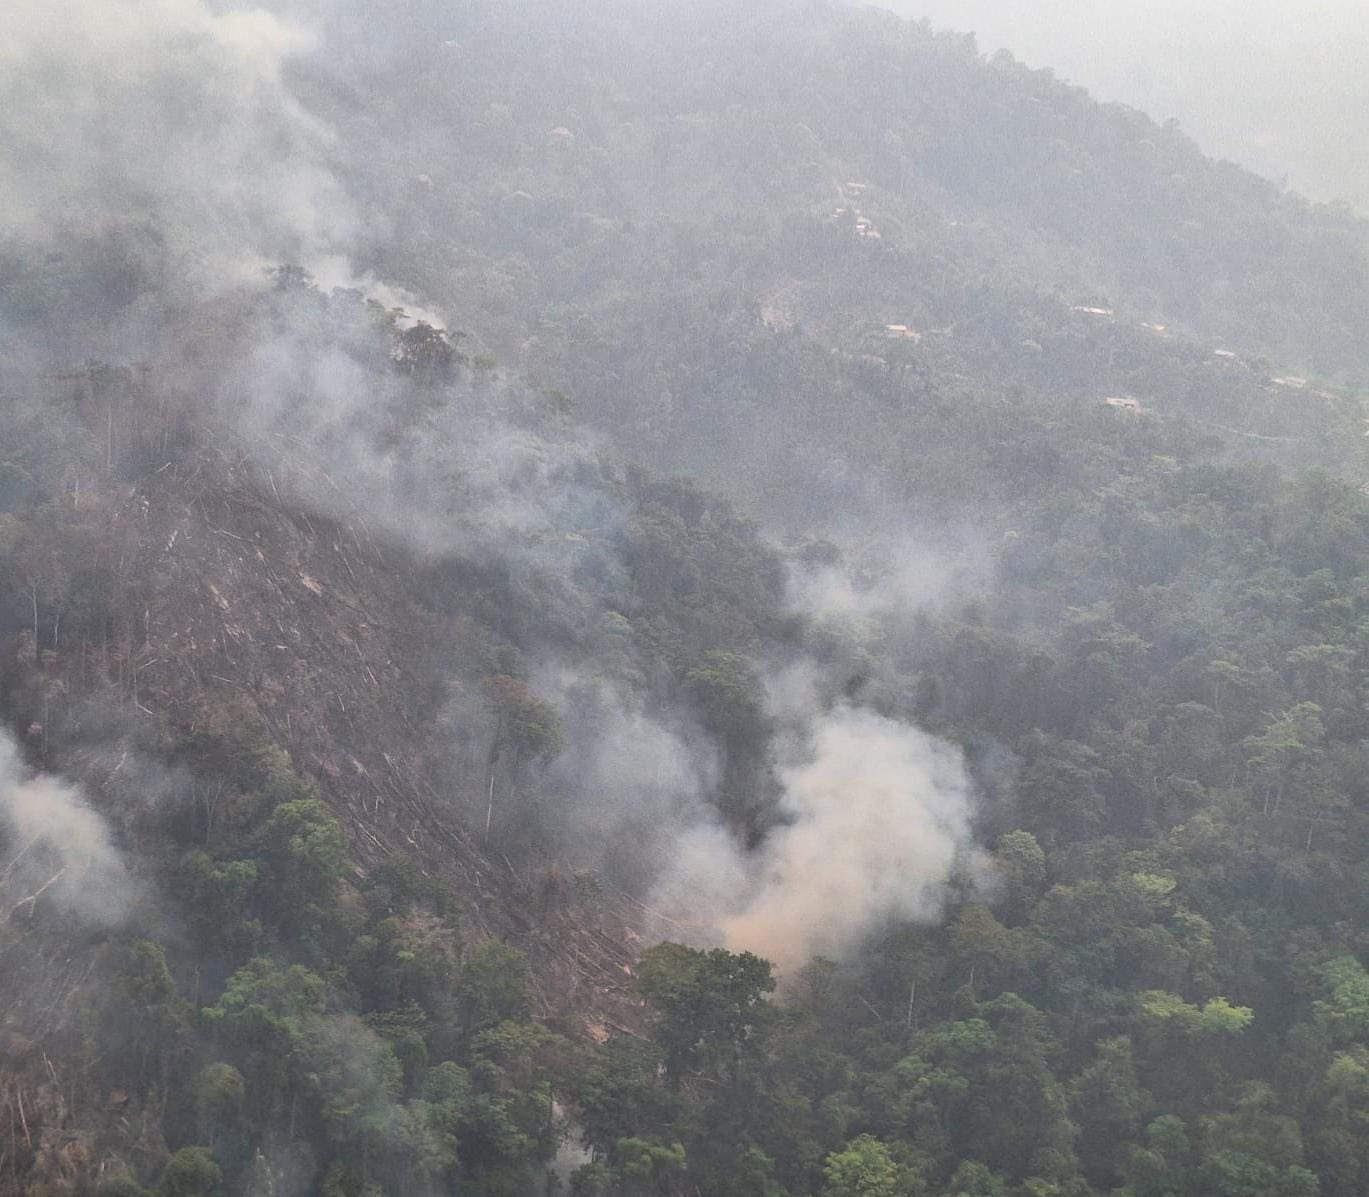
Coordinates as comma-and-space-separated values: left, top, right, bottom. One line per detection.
536, 672, 722, 888
0, 0, 988, 977
0, 730, 135, 926
656, 700, 980, 971
0, 0, 351, 276
721, 705, 976, 968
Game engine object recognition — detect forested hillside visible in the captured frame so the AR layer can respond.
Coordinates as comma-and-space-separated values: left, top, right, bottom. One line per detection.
3, 2, 1369, 1196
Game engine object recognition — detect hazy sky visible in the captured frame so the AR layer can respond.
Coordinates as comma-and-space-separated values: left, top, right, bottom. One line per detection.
878, 0, 1369, 212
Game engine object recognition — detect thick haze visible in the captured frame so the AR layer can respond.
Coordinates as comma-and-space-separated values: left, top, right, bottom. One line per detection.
0, 0, 988, 973
883, 0, 1369, 212
7, 1, 1369, 1192
0, 731, 135, 927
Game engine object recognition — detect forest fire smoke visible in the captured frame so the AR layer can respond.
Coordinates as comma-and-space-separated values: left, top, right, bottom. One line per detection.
0, 731, 134, 926
651, 691, 981, 972
719, 705, 976, 969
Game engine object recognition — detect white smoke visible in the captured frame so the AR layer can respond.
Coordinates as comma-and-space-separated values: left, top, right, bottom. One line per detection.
722, 705, 977, 968
0, 0, 989, 975
647, 547, 990, 971
537, 672, 722, 881
220, 327, 621, 569
0, 731, 136, 926
654, 693, 981, 972
0, 0, 352, 278
787, 535, 989, 627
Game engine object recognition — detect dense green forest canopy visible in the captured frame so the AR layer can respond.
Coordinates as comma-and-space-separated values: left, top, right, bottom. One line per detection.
3, 2, 1369, 1195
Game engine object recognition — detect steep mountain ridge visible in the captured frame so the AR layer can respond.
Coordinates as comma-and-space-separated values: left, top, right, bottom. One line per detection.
6, 2, 1369, 1195
313, 0, 1369, 377
284, 0, 1369, 531
0, 436, 649, 991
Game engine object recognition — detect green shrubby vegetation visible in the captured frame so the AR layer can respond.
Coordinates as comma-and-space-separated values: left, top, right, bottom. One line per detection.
6, 2, 1369, 1194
